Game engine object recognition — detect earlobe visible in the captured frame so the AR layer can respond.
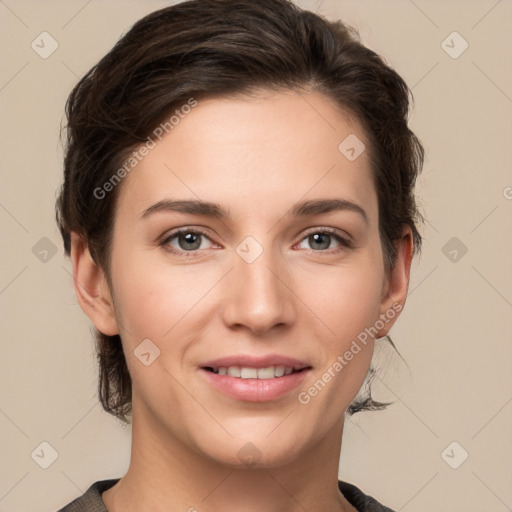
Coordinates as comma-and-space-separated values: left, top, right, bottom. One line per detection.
376, 227, 414, 338
70, 233, 119, 336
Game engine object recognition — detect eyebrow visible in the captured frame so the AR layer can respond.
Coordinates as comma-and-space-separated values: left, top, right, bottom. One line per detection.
140, 198, 368, 224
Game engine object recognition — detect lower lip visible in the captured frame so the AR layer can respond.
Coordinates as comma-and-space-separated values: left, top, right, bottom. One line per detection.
200, 368, 310, 402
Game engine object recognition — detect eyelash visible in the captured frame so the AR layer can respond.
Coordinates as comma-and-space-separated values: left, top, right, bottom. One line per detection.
159, 227, 354, 258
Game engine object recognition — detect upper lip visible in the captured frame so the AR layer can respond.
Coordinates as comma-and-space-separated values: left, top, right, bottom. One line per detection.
201, 354, 310, 371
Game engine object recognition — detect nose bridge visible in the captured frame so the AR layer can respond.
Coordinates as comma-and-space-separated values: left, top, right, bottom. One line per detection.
221, 235, 295, 334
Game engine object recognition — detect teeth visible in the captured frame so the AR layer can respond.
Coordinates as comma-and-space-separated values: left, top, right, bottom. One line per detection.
257, 367, 274, 379
241, 367, 258, 379
227, 366, 241, 377
213, 365, 296, 379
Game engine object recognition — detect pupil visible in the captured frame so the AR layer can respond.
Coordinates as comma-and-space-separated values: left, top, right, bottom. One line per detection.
180, 232, 200, 250
310, 233, 329, 250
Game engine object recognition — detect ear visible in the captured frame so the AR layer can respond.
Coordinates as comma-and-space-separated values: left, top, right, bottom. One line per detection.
376, 226, 414, 338
70, 233, 119, 336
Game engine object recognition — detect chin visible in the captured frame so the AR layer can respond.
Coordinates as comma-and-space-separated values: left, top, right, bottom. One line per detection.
190, 424, 314, 470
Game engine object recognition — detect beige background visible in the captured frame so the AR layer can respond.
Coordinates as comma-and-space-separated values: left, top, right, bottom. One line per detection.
1, 0, 511, 511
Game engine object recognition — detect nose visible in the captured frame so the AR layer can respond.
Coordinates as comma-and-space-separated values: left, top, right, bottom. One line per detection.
220, 244, 296, 336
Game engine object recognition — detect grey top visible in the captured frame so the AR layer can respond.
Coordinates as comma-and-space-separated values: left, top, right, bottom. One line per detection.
57, 478, 396, 511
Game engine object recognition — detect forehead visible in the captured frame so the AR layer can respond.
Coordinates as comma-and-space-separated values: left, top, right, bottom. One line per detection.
115, 90, 377, 224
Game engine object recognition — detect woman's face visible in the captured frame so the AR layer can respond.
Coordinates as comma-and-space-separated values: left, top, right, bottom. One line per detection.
86, 90, 410, 467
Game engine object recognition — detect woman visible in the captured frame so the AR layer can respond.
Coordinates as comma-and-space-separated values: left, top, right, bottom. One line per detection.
55, 0, 423, 510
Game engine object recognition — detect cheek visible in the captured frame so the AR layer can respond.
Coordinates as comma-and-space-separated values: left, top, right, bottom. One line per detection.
303, 252, 385, 342
108, 258, 205, 405
297, 278, 380, 419
108, 243, 225, 356
296, 249, 385, 405
111, 265, 202, 339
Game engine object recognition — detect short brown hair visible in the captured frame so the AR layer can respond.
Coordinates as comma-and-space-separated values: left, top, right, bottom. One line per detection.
56, 0, 424, 423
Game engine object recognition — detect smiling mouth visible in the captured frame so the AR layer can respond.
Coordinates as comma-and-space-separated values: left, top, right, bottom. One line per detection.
203, 365, 309, 379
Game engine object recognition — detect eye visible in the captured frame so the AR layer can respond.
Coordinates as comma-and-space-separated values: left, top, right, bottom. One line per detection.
297, 228, 353, 253
160, 228, 215, 257
160, 226, 353, 258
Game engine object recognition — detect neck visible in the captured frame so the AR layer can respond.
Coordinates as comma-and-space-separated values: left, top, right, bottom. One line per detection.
102, 401, 356, 512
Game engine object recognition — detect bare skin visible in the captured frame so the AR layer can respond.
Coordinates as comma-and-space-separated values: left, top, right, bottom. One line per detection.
72, 89, 413, 512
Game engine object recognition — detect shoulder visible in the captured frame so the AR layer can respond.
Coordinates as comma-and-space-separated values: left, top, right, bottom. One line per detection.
338, 480, 396, 512
56, 479, 119, 512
